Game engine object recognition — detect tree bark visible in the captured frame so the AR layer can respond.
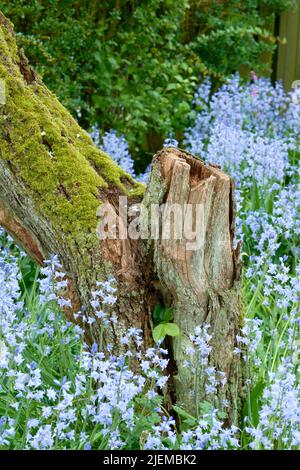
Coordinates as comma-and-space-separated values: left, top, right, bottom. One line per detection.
0, 12, 243, 423
143, 149, 243, 423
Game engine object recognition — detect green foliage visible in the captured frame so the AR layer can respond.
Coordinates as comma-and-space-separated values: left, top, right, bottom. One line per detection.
152, 304, 180, 342
153, 322, 180, 343
184, 0, 295, 77
242, 379, 265, 429
172, 404, 197, 429
152, 304, 174, 326
0, 0, 294, 170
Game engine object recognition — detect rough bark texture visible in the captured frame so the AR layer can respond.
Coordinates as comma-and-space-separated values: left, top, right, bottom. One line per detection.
143, 148, 243, 423
0, 12, 243, 423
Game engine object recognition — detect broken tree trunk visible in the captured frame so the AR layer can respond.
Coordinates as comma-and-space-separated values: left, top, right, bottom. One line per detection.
0, 11, 243, 423
143, 149, 243, 423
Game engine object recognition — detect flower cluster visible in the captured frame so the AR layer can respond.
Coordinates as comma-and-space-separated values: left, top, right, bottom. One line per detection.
184, 73, 300, 449
184, 74, 299, 187
245, 359, 300, 449
184, 324, 227, 403
91, 127, 150, 183
0, 245, 169, 450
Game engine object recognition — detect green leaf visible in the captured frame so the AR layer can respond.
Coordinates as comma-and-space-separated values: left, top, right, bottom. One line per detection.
160, 306, 174, 323
166, 83, 179, 91
153, 322, 180, 342
200, 400, 214, 415
251, 180, 260, 211
242, 380, 265, 427
152, 304, 163, 326
164, 322, 180, 337
153, 323, 167, 343
173, 405, 197, 422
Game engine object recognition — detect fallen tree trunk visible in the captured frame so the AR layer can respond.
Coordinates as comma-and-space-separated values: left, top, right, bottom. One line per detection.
0, 11, 243, 423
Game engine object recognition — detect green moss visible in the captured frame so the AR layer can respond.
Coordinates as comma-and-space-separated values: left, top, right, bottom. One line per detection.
0, 19, 145, 250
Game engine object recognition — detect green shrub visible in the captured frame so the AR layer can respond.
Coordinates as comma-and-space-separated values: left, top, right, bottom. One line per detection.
0, 0, 294, 170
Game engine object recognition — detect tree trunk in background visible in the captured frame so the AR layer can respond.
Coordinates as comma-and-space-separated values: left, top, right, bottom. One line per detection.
0, 12, 243, 423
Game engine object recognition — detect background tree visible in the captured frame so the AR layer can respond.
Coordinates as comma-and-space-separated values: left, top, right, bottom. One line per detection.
0, 0, 294, 172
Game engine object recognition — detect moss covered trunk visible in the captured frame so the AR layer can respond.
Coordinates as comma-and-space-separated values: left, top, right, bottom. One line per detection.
0, 12, 243, 423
